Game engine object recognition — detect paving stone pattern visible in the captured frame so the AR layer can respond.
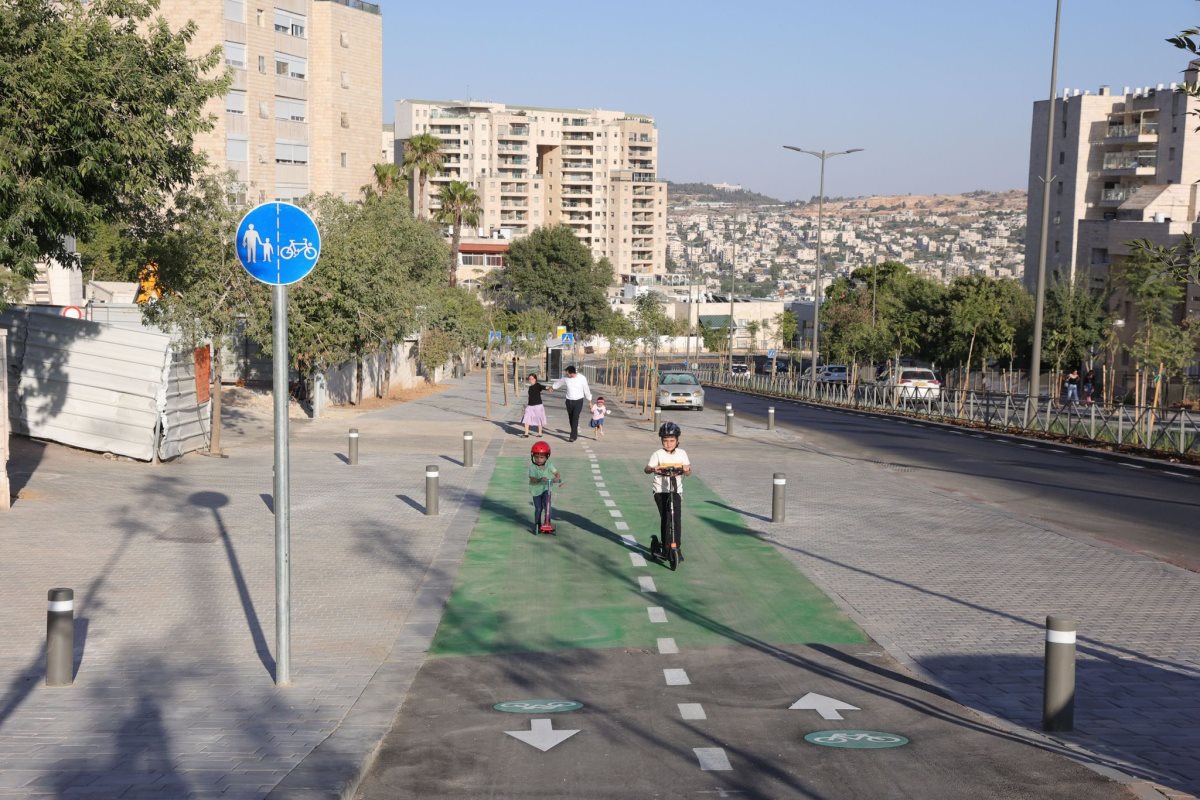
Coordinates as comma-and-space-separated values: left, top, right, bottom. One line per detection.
695, 412, 1200, 799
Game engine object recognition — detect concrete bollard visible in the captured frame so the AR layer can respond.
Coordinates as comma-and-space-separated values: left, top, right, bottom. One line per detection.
1043, 616, 1077, 732
46, 588, 74, 687
348, 428, 359, 465
463, 431, 474, 468
653, 407, 661, 433
725, 402, 734, 435
771, 473, 786, 523
425, 465, 439, 516
767, 406, 775, 431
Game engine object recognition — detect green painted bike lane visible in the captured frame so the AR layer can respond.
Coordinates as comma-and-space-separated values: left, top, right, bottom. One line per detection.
430, 452, 867, 657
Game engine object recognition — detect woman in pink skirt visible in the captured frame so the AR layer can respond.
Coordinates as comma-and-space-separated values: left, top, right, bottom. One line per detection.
521, 373, 552, 438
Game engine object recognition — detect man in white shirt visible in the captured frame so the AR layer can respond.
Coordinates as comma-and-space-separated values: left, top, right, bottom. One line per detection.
552, 365, 592, 442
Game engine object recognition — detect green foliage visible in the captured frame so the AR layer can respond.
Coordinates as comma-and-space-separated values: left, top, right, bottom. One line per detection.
362, 162, 406, 202
632, 291, 676, 352
1041, 274, 1106, 371
0, 0, 228, 297
492, 226, 613, 335
1118, 240, 1198, 396
402, 133, 444, 220
78, 221, 147, 284
698, 317, 729, 354
772, 310, 799, 348
435, 180, 481, 288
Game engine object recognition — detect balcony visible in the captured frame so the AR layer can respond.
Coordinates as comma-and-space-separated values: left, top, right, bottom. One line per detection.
226, 112, 249, 136
499, 155, 529, 165
1101, 187, 1134, 204
500, 183, 527, 194
431, 108, 470, 119
498, 143, 526, 152
430, 125, 460, 135
275, 75, 307, 99
633, 199, 654, 208
1102, 151, 1156, 174
564, 117, 591, 127
563, 132, 594, 141
563, 187, 592, 196
276, 119, 307, 141
563, 161, 593, 170
1106, 122, 1158, 139
499, 169, 528, 179
561, 200, 591, 208
500, 199, 527, 208
501, 211, 528, 221
499, 125, 529, 137
562, 173, 594, 183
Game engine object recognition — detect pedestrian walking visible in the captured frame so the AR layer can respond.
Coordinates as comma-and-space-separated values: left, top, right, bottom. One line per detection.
588, 396, 611, 439
521, 373, 552, 438
552, 364, 592, 442
1063, 369, 1080, 406
1082, 369, 1096, 405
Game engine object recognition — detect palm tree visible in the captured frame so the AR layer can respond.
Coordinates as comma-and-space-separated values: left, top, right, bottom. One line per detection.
435, 180, 481, 288
362, 162, 405, 202
402, 133, 445, 220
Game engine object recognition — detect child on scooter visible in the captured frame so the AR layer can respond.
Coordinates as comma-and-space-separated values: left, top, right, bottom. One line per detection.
644, 422, 692, 561
528, 440, 562, 534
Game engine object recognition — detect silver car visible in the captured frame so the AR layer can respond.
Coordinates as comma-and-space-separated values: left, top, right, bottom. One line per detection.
657, 371, 705, 411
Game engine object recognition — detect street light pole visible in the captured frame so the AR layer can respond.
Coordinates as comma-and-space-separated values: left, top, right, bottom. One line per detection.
727, 234, 737, 372
1029, 0, 1063, 407
783, 145, 863, 398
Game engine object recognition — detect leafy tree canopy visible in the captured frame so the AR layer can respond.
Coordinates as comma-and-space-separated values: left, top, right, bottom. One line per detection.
0, 0, 228, 299
492, 226, 613, 335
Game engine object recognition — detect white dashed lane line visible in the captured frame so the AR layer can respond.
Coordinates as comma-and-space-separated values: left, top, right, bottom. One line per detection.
609, 510, 623, 518
694, 748, 732, 771
664, 668, 690, 686
1121, 463, 1145, 469
679, 703, 706, 720
639, 576, 657, 593
598, 490, 611, 497
657, 638, 678, 654
647, 607, 668, 623
620, 534, 637, 546
615, 521, 629, 530
629, 553, 646, 567
604, 499, 617, 507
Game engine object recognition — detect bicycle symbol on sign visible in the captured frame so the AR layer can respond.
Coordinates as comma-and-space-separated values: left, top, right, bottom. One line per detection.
279, 238, 318, 260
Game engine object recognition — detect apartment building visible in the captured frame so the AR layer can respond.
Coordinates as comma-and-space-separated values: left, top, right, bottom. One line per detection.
159, 0, 382, 205
1025, 64, 1200, 383
393, 100, 668, 286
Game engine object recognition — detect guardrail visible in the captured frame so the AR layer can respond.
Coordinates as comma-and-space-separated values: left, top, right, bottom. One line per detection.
693, 369, 1200, 457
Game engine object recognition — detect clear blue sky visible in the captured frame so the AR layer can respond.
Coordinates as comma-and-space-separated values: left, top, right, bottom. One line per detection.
381, 0, 1199, 201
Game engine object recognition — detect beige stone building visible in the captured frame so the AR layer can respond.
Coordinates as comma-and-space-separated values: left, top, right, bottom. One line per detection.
159, 0, 382, 204
393, 100, 668, 286
1025, 66, 1200, 384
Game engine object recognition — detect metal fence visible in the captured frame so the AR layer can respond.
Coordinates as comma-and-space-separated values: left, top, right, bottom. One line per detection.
694, 370, 1200, 458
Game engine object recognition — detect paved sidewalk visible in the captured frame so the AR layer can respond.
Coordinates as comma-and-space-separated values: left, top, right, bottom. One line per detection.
0, 375, 508, 799
688, 401, 1200, 800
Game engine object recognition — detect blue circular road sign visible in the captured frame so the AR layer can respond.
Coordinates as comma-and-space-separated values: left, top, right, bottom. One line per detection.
236, 202, 321, 285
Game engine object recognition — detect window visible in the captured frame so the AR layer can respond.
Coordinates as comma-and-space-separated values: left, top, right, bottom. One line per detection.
1170, 147, 1176, 161
340, 31, 350, 47
224, 0, 244, 21
340, 71, 350, 89
274, 52, 306, 79
273, 8, 306, 38
226, 138, 248, 161
256, 8, 264, 26
275, 97, 306, 122
224, 41, 246, 68
258, 55, 266, 73
340, 112, 349, 128
1056, 180, 1063, 195
340, 152, 347, 168
275, 141, 309, 164
1058, 151, 1065, 165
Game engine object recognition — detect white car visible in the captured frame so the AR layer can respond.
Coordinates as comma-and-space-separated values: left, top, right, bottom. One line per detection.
803, 365, 849, 384
879, 367, 941, 399
656, 371, 705, 411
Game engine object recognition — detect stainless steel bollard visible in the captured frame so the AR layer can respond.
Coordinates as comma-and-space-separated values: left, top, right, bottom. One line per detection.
46, 588, 74, 687
725, 403, 734, 435
767, 406, 775, 431
1043, 616, 1076, 732
348, 428, 359, 465
463, 431, 474, 468
425, 465, 439, 516
653, 407, 661, 433
771, 473, 786, 523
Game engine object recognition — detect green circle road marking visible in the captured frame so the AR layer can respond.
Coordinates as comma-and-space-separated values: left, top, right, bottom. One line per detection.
493, 700, 583, 714
804, 730, 909, 749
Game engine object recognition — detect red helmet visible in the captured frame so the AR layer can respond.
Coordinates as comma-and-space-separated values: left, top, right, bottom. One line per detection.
531, 441, 551, 457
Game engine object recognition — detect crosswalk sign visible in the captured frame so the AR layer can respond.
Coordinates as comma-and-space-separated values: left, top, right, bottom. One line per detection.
561, 332, 575, 344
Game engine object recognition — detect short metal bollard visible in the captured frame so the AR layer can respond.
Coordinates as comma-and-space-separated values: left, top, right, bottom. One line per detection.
463, 431, 474, 468
1043, 616, 1077, 732
46, 588, 74, 687
653, 407, 661, 432
348, 428, 359, 465
767, 406, 775, 431
425, 465, 439, 516
771, 473, 786, 523
725, 403, 734, 435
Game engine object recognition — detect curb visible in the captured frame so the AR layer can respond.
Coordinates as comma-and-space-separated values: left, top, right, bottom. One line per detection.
264, 438, 503, 800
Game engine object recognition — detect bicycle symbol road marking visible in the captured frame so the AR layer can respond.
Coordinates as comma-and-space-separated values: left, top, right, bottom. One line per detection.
493, 699, 584, 714
804, 729, 909, 749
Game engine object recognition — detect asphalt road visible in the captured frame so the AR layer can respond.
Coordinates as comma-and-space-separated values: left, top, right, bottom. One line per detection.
702, 386, 1200, 573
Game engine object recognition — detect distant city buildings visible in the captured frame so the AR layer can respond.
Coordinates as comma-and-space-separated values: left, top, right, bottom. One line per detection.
159, 0, 383, 205
392, 100, 667, 286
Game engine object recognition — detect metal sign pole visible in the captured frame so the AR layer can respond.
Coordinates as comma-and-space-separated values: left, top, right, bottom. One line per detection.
273, 283, 292, 686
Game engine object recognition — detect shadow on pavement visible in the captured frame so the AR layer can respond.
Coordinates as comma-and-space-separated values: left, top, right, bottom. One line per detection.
395, 494, 424, 514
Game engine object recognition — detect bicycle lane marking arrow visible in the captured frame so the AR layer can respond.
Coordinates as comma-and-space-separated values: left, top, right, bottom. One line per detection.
789, 693, 860, 720
504, 718, 581, 752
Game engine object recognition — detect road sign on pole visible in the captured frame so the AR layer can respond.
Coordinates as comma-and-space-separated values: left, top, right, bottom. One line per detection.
561, 332, 575, 344
235, 201, 321, 687
768, 348, 777, 359
236, 202, 321, 286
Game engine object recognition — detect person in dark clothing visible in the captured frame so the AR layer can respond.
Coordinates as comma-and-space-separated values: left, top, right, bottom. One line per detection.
551, 365, 592, 442
521, 373, 552, 438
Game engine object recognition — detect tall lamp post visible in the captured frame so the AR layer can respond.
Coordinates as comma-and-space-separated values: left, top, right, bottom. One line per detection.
1029, 0, 1063, 407
783, 145, 863, 397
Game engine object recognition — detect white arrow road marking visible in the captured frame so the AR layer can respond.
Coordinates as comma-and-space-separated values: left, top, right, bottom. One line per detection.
648, 607, 667, 623
657, 637, 678, 654
504, 718, 580, 752
639, 576, 657, 592
694, 748, 732, 771
789, 692, 860, 721
664, 668, 690, 685
679, 703, 706, 720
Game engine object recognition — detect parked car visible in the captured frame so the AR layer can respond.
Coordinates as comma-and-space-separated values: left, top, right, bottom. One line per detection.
878, 367, 942, 399
803, 365, 848, 383
730, 363, 749, 376
657, 371, 705, 410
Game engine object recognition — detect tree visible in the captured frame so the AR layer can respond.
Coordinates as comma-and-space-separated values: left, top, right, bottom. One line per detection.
362, 162, 406, 202
1042, 274, 1107, 389
493, 226, 613, 335
142, 171, 266, 455
1118, 240, 1195, 410
402, 133, 445, 220
773, 310, 799, 350
745, 320, 761, 356
0, 0, 228, 302
435, 181, 481, 289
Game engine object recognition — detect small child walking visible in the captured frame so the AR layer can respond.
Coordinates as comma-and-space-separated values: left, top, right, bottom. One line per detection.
588, 396, 611, 439
527, 440, 562, 534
